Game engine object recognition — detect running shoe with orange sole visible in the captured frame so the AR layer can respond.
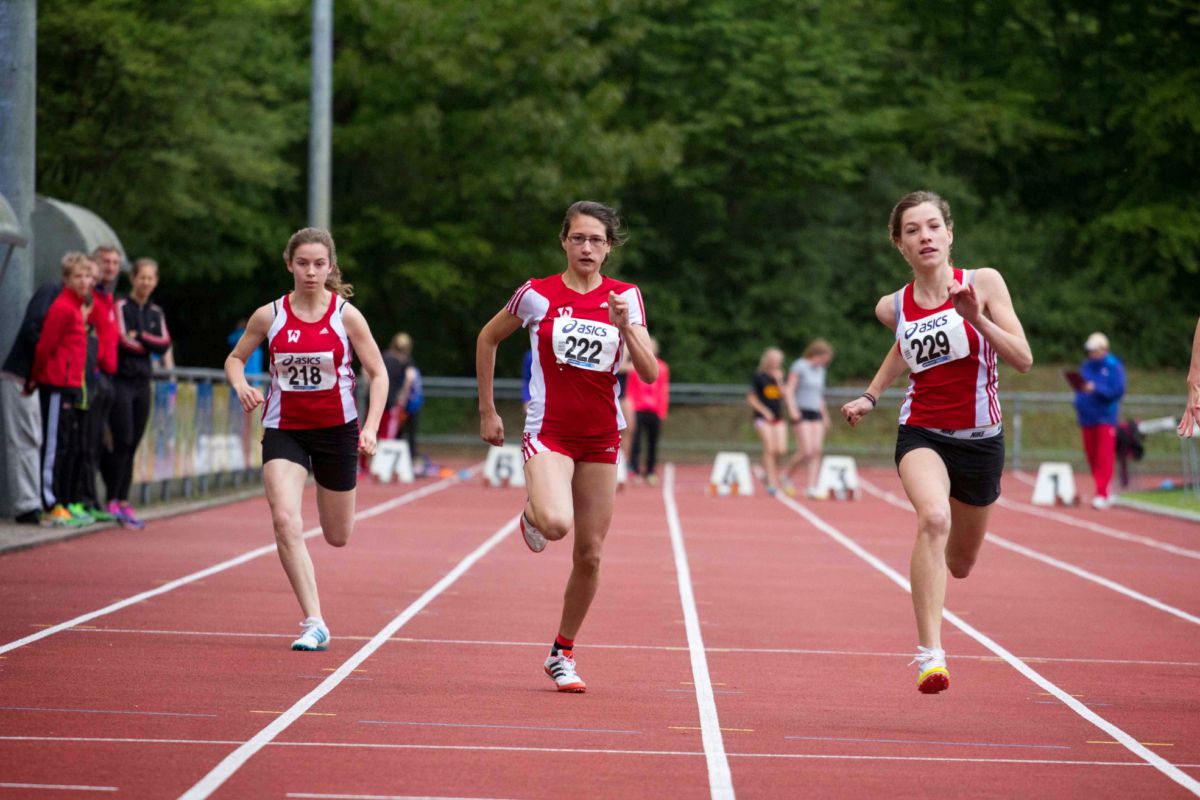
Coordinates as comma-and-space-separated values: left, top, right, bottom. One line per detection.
544, 654, 586, 692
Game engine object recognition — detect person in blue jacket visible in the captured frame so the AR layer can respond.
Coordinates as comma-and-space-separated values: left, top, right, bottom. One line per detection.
1073, 332, 1125, 509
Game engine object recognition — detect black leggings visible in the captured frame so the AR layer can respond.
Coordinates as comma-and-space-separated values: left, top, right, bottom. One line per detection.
630, 410, 662, 476
38, 385, 82, 509
108, 377, 152, 502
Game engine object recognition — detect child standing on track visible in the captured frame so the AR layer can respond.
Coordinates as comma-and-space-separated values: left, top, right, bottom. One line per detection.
225, 228, 388, 652
476, 200, 658, 693
748, 347, 788, 495
841, 191, 1032, 694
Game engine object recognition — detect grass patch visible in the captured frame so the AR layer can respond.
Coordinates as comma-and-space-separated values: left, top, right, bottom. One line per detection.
1119, 487, 1200, 514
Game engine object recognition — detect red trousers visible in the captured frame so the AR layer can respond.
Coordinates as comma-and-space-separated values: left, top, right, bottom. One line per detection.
1081, 424, 1116, 499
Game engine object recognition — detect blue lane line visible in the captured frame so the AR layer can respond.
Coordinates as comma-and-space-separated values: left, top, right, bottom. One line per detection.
784, 735, 1071, 750
359, 720, 642, 735
0, 706, 215, 718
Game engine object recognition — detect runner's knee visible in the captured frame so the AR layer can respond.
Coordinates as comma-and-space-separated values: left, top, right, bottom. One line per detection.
916, 507, 951, 541
539, 510, 572, 541
946, 553, 975, 579
572, 546, 603, 577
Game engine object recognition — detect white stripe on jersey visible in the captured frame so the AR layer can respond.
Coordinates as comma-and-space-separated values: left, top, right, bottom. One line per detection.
329, 299, 357, 424
262, 298, 289, 429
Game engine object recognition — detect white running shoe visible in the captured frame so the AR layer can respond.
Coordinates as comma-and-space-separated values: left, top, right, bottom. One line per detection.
544, 654, 586, 693
291, 617, 330, 651
1091, 496, 1112, 510
520, 512, 547, 553
910, 645, 949, 694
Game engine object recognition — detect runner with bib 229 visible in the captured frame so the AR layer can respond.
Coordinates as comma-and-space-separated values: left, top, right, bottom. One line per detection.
840, 191, 1033, 696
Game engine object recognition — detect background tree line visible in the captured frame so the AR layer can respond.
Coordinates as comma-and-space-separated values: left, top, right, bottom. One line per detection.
36, 0, 1200, 382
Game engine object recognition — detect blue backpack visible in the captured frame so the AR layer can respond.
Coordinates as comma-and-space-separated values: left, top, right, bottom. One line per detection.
405, 367, 424, 414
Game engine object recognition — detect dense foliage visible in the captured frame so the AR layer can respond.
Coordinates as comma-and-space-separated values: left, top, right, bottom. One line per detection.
36, 0, 1200, 381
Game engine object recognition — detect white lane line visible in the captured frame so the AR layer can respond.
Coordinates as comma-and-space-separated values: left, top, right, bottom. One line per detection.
358, 720, 641, 735
62, 628, 1200, 667
0, 470, 473, 656
775, 492, 1200, 797
0, 784, 116, 793
862, 480, 1200, 626
996, 496, 1200, 560
0, 706, 214, 718
288, 795, 515, 800
6, 735, 1200, 768
177, 516, 517, 800
783, 735, 1069, 750
663, 463, 735, 800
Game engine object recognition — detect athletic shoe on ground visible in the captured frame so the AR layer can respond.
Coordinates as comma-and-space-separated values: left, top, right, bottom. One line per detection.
65, 503, 95, 526
118, 501, 146, 530
910, 645, 950, 694
806, 487, 829, 500
1091, 496, 1111, 510
14, 509, 41, 525
40, 504, 73, 528
291, 617, 330, 651
544, 654, 586, 693
645, 473, 659, 486
520, 511, 547, 553
87, 505, 118, 522
107, 500, 129, 523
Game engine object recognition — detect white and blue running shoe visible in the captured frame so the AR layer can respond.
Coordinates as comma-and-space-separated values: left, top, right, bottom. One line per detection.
291, 617, 330, 651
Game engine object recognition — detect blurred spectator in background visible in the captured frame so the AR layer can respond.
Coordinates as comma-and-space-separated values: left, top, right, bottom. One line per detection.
0, 275, 63, 525
1073, 332, 1126, 509
108, 258, 172, 529
30, 253, 94, 527
617, 349, 635, 469
87, 245, 121, 519
627, 337, 669, 484
784, 338, 834, 499
228, 318, 263, 376
382, 332, 423, 471
70, 256, 118, 526
521, 348, 533, 412
747, 346, 788, 495
1180, 317, 1200, 438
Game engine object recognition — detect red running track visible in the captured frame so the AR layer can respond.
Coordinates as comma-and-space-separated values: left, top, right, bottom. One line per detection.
0, 462, 1197, 799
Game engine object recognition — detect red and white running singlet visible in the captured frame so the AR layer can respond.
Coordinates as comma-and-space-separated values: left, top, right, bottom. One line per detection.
507, 274, 646, 439
262, 293, 357, 430
893, 268, 1000, 431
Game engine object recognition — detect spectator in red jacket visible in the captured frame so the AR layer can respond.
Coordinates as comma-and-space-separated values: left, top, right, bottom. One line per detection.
626, 337, 670, 484
30, 252, 95, 527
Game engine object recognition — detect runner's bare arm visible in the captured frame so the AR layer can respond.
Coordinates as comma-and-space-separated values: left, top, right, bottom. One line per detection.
476, 309, 523, 446
343, 303, 388, 456
842, 345, 907, 427
225, 304, 272, 413
609, 291, 658, 383
952, 268, 1033, 373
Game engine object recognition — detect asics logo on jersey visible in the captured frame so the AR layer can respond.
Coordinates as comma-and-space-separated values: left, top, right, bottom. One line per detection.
560, 320, 609, 337
279, 354, 322, 366
905, 316, 949, 339
287, 330, 301, 343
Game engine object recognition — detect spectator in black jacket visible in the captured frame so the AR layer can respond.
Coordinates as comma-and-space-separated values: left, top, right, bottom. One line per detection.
107, 258, 171, 528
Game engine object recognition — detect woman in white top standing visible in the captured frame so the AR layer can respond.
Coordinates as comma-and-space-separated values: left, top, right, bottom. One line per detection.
784, 339, 834, 498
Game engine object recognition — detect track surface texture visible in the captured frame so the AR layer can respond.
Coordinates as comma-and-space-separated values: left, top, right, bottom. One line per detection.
1, 462, 1197, 799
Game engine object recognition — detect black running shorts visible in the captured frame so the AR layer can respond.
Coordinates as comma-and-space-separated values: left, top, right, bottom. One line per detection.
262, 420, 359, 491
894, 425, 1005, 507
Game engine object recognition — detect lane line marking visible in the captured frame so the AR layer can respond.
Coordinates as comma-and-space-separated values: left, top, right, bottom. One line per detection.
997, 496, 1200, 560
0, 706, 215, 718
249, 711, 336, 716
287, 794, 516, 800
775, 492, 1200, 797
862, 480, 1200, 626
663, 463, 735, 800
8, 734, 1200, 767
177, 515, 517, 800
784, 735, 1069, 750
0, 470, 473, 656
669, 726, 754, 733
1089, 741, 1174, 747
359, 720, 641, 735
60, 627, 1200, 667
0, 784, 116, 792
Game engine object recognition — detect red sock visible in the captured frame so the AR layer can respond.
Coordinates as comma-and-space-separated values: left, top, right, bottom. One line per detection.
551, 633, 574, 658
